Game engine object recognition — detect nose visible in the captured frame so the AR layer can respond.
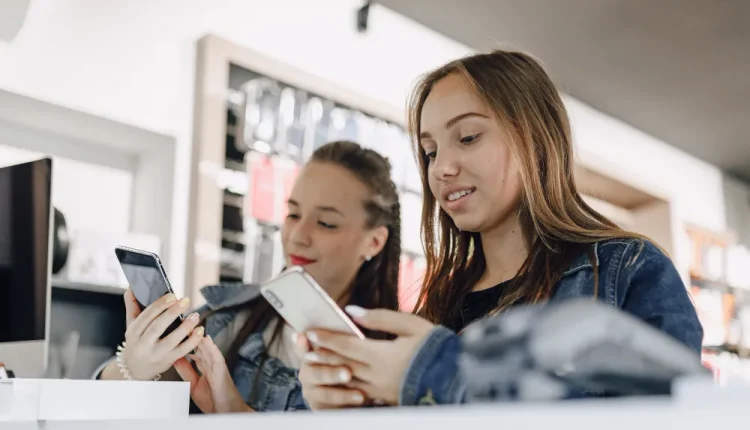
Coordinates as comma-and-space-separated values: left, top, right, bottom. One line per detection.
430, 148, 460, 181
288, 217, 313, 247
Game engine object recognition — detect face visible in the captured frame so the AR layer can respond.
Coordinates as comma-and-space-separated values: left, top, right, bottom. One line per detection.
419, 73, 523, 233
281, 162, 388, 300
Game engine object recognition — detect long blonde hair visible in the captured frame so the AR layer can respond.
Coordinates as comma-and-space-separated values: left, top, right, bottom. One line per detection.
408, 50, 650, 326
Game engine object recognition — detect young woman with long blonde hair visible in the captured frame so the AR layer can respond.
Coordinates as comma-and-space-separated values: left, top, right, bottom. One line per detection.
295, 50, 703, 408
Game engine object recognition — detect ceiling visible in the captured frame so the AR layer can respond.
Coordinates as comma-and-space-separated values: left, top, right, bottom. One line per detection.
376, 0, 750, 183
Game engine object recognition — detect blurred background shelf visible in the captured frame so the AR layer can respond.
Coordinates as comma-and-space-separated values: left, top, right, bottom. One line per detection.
52, 279, 126, 296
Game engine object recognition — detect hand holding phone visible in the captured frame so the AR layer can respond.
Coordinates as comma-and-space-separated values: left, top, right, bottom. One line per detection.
107, 246, 204, 381
115, 246, 185, 337
260, 266, 365, 339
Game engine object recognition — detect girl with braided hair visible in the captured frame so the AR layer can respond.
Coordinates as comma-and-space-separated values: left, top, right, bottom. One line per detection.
97, 140, 402, 413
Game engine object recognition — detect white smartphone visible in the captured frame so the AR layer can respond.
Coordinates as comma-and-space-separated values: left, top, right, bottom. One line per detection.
260, 266, 365, 339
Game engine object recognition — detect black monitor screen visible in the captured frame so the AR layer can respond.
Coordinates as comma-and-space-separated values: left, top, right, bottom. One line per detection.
0, 158, 52, 343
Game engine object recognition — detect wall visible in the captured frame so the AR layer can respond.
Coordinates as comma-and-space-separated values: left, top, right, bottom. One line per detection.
0, 144, 133, 236
724, 175, 750, 248
565, 96, 731, 273
0, 0, 742, 287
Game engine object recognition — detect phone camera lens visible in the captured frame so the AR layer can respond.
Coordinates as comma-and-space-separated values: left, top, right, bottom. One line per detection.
262, 291, 284, 309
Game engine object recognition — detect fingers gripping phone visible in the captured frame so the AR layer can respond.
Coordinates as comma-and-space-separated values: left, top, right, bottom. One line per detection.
115, 246, 184, 338
260, 266, 365, 339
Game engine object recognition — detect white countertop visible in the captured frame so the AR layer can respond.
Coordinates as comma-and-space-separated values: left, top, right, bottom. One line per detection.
2, 376, 746, 429
30, 398, 749, 430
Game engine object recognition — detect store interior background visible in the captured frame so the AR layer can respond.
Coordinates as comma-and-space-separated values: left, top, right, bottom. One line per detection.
0, 0, 748, 381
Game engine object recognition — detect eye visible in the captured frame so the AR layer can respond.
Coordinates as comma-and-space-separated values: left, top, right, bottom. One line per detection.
286, 213, 300, 220
460, 133, 480, 144
318, 221, 337, 229
424, 151, 437, 161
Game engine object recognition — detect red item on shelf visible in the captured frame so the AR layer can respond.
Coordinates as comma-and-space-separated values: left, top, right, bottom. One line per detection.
398, 256, 414, 311
411, 257, 426, 304
245, 152, 278, 223
398, 256, 425, 312
702, 358, 720, 383
277, 159, 300, 223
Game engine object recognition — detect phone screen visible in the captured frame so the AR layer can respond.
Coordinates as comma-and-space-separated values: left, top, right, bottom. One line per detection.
115, 248, 172, 310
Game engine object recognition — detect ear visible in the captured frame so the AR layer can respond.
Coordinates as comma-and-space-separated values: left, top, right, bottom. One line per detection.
362, 225, 389, 260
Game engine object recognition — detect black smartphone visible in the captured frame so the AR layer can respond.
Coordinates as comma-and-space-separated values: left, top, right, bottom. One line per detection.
114, 246, 184, 338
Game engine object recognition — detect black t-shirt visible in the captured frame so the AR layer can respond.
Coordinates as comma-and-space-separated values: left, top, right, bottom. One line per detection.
452, 280, 512, 332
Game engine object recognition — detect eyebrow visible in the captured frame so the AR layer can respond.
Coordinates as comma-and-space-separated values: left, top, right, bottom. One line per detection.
287, 199, 344, 216
419, 112, 490, 140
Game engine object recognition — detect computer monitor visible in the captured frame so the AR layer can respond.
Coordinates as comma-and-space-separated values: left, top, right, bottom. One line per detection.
0, 157, 53, 378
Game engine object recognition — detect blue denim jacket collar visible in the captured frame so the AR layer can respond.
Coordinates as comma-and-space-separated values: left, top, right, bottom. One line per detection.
561, 243, 597, 276
200, 283, 262, 311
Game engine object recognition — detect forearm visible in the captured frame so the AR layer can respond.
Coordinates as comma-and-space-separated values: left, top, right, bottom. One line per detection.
97, 359, 126, 381
95, 357, 181, 381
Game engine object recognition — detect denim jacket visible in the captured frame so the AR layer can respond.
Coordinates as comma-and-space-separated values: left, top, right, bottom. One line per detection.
398, 238, 704, 406
196, 283, 307, 412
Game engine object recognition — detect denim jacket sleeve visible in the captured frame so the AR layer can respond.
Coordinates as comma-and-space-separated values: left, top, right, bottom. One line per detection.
399, 326, 464, 406
618, 241, 703, 356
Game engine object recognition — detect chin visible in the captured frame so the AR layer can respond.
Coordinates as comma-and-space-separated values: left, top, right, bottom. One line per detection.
449, 213, 484, 233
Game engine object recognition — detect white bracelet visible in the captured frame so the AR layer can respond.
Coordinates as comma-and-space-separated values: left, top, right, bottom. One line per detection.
115, 342, 161, 381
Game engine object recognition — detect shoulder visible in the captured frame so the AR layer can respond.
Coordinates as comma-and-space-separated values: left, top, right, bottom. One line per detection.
593, 237, 669, 275
591, 237, 687, 306
198, 283, 263, 354
561, 237, 680, 304
200, 282, 263, 311
563, 237, 663, 277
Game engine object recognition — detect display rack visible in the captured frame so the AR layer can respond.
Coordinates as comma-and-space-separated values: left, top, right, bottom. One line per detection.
686, 224, 750, 383
220, 67, 424, 294
188, 35, 425, 309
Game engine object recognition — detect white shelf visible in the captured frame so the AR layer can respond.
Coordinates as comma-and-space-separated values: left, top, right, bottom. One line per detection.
52, 280, 125, 296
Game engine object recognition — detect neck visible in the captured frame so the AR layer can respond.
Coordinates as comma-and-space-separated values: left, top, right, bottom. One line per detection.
476, 211, 529, 291
331, 274, 356, 308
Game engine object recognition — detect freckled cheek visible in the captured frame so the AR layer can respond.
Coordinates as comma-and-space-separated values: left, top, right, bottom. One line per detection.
280, 230, 290, 251
427, 176, 440, 199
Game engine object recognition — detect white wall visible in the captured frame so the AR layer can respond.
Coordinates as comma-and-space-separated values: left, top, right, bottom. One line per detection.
724, 175, 750, 248
0, 144, 133, 235
0, 0, 735, 287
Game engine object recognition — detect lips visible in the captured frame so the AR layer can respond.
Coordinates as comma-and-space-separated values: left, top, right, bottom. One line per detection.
440, 184, 476, 212
441, 185, 476, 203
289, 254, 317, 266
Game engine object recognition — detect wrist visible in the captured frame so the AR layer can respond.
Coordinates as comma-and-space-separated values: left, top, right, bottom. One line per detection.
100, 361, 124, 380
231, 394, 253, 413
218, 398, 252, 414
116, 342, 161, 381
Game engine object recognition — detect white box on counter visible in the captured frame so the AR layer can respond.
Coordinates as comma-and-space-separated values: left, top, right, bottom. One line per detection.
0, 379, 189, 421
